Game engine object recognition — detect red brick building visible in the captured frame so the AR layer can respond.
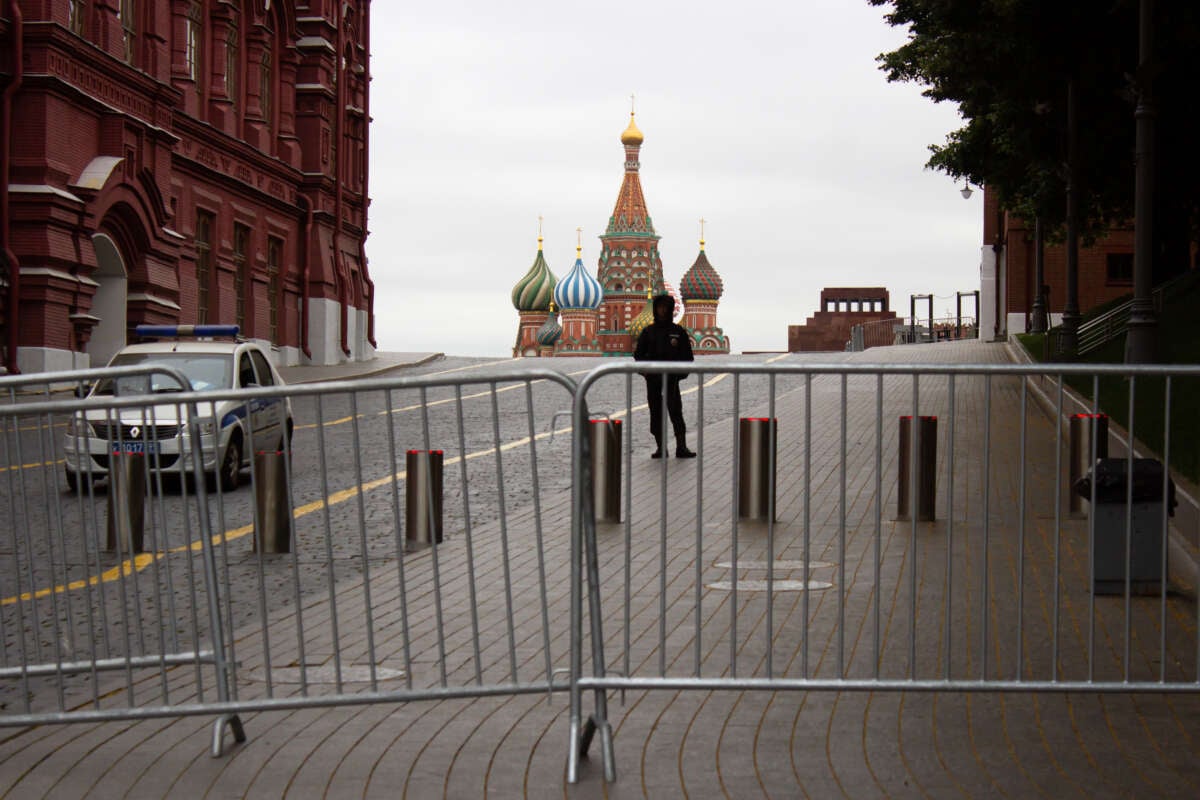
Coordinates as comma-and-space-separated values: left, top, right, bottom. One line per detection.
978, 186, 1133, 339
0, 0, 373, 374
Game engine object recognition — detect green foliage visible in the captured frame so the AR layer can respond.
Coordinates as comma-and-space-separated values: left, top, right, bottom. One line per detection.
870, 0, 1200, 254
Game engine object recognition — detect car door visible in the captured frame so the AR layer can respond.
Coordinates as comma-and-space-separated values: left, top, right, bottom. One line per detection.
249, 349, 283, 448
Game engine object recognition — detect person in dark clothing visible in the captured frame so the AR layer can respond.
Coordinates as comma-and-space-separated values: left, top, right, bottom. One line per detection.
633, 294, 696, 459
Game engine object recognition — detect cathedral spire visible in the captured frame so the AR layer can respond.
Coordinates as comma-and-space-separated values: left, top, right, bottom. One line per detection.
609, 108, 654, 236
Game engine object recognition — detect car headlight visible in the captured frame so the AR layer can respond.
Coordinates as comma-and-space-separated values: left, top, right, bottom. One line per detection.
191, 418, 216, 437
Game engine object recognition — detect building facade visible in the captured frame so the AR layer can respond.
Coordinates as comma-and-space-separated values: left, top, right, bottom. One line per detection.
978, 186, 1134, 340
0, 0, 373, 375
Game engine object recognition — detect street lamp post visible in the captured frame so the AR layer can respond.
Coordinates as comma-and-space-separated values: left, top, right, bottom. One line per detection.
1060, 78, 1082, 355
1126, 0, 1158, 363
1029, 215, 1049, 333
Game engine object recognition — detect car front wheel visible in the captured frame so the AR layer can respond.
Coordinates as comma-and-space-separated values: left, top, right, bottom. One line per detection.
219, 436, 242, 492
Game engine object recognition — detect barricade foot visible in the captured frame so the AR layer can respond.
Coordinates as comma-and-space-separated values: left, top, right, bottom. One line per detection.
211, 713, 247, 757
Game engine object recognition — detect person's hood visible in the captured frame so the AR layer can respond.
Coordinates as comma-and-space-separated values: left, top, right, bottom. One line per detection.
652, 294, 675, 320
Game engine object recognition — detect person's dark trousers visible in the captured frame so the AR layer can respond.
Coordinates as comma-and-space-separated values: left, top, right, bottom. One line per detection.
645, 374, 686, 452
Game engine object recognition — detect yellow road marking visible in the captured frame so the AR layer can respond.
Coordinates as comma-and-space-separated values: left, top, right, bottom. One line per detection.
1, 365, 733, 605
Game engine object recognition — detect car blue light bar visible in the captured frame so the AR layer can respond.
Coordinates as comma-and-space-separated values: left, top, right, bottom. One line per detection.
135, 325, 240, 338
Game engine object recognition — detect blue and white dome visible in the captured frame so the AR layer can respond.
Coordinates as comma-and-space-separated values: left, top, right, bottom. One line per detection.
553, 253, 603, 311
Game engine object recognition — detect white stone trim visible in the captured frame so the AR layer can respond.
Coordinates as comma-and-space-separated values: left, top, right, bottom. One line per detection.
126, 293, 182, 311
296, 37, 334, 52
72, 156, 125, 191
20, 266, 100, 287
163, 227, 187, 240
8, 184, 85, 203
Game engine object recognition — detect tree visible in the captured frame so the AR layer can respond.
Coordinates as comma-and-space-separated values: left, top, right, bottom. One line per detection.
870, 0, 1199, 284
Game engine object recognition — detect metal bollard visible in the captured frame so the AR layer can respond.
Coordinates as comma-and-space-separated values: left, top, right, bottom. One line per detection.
1068, 413, 1109, 514
406, 449, 444, 548
253, 450, 292, 553
588, 419, 622, 523
738, 418, 777, 521
106, 451, 146, 553
898, 415, 937, 521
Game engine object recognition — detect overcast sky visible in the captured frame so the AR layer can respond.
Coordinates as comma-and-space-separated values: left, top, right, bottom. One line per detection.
364, 0, 982, 357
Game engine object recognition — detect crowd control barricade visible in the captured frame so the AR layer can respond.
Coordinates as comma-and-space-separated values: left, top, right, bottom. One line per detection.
567, 359, 1200, 785
0, 364, 578, 764
0, 365, 244, 755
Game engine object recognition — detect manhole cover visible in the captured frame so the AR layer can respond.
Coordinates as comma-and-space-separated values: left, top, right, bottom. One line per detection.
706, 580, 833, 592
246, 665, 406, 684
714, 560, 834, 571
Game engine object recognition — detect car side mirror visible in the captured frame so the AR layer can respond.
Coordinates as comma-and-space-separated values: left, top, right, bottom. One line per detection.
74, 382, 92, 399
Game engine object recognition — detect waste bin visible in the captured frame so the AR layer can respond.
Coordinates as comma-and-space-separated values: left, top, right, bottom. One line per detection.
1073, 458, 1176, 595
898, 416, 937, 521
406, 450, 443, 548
588, 419, 621, 523
738, 418, 777, 521
1068, 413, 1108, 514
253, 450, 292, 553
106, 451, 146, 553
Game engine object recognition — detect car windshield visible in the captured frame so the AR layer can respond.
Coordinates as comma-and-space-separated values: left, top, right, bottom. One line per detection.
92, 353, 233, 395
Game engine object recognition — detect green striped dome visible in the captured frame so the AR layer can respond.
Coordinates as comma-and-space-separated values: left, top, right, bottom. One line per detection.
511, 246, 556, 312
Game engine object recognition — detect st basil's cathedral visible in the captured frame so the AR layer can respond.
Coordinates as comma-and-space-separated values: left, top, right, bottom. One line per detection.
511, 112, 730, 357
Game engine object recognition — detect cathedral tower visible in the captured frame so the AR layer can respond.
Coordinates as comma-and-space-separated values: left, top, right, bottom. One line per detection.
596, 110, 665, 355
679, 223, 730, 354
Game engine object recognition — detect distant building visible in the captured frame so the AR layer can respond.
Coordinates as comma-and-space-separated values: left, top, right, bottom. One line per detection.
788, 288, 897, 352
0, 1, 374, 374
978, 186, 1134, 339
510, 112, 729, 356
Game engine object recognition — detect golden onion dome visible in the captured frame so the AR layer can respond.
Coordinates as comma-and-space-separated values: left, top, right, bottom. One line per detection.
620, 112, 644, 146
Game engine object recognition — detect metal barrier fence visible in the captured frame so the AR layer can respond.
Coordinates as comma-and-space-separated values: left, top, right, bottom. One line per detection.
2, 357, 1199, 787
852, 316, 979, 350
0, 364, 244, 755
0, 365, 578, 759
568, 360, 1200, 783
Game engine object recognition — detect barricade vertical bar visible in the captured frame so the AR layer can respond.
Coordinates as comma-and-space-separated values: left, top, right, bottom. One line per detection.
694, 374, 705, 676
2, 418, 33, 711
1017, 380, 1028, 680
1053, 377, 1064, 680
1088, 375, 1099, 681
875, 374, 883, 679
420, 386, 448, 686
1160, 377, 1171, 682
524, 380, 554, 687
838, 374, 846, 678
568, 393, 583, 785
658, 370, 668, 678
39, 402, 76, 688
247, 440, 274, 698
314, 394, 344, 691
581, 396, 616, 782
802, 373, 811, 679
623, 373, 632, 684
349, 393, 379, 690
982, 375, 992, 680
386, 389, 414, 690
767, 374, 777, 678
144, 408, 172, 702
34, 405, 68, 708
945, 375, 956, 679
175, 433, 205, 700
183, 393, 245, 757
1124, 379, 1135, 680
910, 375, 918, 677
730, 375, 740, 678
489, 382, 520, 684
452, 385, 480, 683
11, 410, 43, 666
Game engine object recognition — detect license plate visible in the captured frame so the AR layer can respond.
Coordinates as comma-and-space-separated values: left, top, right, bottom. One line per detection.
116, 441, 159, 455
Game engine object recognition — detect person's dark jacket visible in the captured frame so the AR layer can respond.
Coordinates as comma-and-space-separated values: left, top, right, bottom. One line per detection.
634, 295, 694, 375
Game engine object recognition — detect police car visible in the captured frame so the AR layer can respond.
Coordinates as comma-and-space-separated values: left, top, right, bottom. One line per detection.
63, 325, 294, 493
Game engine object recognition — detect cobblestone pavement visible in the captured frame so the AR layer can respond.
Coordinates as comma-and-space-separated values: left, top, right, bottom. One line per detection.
2, 343, 1199, 798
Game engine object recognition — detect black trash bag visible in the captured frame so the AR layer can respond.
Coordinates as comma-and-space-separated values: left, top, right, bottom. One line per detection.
1072, 457, 1177, 517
